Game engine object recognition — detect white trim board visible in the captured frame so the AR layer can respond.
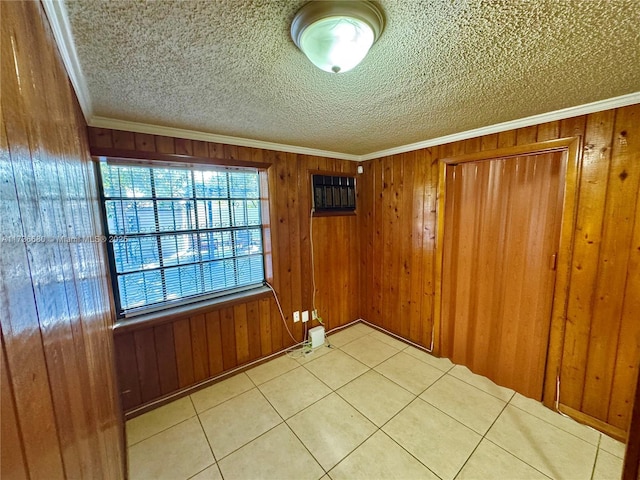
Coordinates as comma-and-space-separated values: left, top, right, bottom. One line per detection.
41, 2, 639, 162
89, 117, 362, 161
41, 0, 93, 120
358, 92, 640, 161
90, 93, 640, 162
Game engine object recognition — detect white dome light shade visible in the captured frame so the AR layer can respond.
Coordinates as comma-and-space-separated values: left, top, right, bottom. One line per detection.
291, 1, 385, 74
299, 17, 374, 73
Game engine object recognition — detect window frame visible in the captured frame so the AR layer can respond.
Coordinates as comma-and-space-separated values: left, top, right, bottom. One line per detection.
95, 156, 270, 319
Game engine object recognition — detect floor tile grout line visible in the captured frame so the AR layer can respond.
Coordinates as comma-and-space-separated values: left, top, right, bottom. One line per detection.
505, 400, 603, 446
332, 382, 417, 430
278, 422, 327, 475
245, 357, 300, 388
260, 377, 335, 422
320, 425, 382, 478
375, 427, 445, 480
300, 349, 372, 391
477, 395, 575, 479
450, 394, 515, 480
373, 357, 447, 398
129, 324, 621, 479
186, 462, 222, 480
403, 349, 457, 374
199, 386, 288, 463
337, 341, 399, 370
590, 435, 603, 480
126, 414, 198, 448
193, 380, 259, 417
445, 368, 515, 402
210, 421, 286, 464
186, 411, 222, 480
336, 367, 420, 409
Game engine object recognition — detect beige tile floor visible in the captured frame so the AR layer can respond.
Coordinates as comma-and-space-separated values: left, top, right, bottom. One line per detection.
127, 322, 626, 480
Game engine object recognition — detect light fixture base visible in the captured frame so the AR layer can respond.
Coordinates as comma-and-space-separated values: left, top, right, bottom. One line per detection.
291, 1, 385, 73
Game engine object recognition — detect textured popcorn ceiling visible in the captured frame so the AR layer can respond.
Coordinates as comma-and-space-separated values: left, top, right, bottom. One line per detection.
64, 0, 640, 156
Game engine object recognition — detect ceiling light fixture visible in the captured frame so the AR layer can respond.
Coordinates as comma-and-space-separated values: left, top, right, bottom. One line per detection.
291, 1, 385, 74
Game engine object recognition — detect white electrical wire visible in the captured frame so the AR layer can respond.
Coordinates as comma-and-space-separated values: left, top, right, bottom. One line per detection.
264, 281, 298, 345
310, 207, 317, 312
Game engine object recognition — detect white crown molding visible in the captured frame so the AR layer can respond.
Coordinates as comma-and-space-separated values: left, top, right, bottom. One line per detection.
92, 92, 639, 163
41, 0, 93, 120
42, 3, 638, 163
358, 92, 640, 161
89, 117, 362, 161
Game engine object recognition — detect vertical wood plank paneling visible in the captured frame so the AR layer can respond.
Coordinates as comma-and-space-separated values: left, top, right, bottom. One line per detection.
91, 105, 639, 438
112, 130, 135, 150
258, 298, 273, 356
220, 307, 238, 370
623, 365, 640, 480
497, 130, 517, 148
537, 121, 560, 142
173, 319, 195, 388
234, 304, 250, 364
560, 110, 616, 409
154, 135, 175, 154
609, 194, 640, 428
442, 153, 564, 399
481, 133, 499, 151
205, 311, 224, 376
516, 125, 538, 145
134, 329, 161, 402
399, 155, 413, 338
581, 105, 640, 421
88, 127, 113, 149
175, 138, 193, 155
134, 133, 155, 152
190, 314, 209, 382
246, 301, 262, 361
192, 140, 208, 158
153, 324, 179, 394
1, 333, 29, 480
114, 334, 141, 410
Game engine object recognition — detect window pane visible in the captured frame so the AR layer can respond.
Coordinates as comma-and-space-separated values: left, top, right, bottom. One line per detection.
160, 234, 199, 267
194, 170, 229, 198
101, 163, 265, 316
113, 236, 159, 273
247, 199, 260, 225
157, 200, 196, 231
101, 164, 152, 198
196, 200, 231, 228
153, 168, 193, 198
118, 270, 163, 310
164, 264, 202, 300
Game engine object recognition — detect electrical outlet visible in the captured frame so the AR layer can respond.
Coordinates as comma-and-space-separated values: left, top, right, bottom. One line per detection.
312, 309, 318, 320
293, 311, 300, 323
302, 310, 309, 323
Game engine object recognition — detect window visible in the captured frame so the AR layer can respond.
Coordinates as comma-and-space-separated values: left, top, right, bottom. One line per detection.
98, 161, 265, 318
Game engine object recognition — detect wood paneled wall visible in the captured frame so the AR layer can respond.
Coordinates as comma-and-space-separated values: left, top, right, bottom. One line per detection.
359, 151, 438, 347
1, 2, 125, 478
88, 127, 360, 412
359, 105, 640, 435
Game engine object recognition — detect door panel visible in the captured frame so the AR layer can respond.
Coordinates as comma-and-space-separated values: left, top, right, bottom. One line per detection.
441, 152, 565, 400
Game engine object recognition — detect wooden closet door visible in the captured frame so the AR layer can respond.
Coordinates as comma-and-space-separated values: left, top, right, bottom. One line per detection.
441, 152, 565, 400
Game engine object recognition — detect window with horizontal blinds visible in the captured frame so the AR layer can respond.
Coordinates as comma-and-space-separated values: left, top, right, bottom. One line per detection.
98, 162, 265, 318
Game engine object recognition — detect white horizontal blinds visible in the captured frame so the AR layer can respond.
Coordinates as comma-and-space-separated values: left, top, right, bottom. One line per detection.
100, 163, 264, 316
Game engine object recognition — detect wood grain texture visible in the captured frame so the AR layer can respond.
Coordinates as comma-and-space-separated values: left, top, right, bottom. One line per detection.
95, 127, 360, 411
1, 2, 125, 477
359, 150, 437, 346
441, 153, 564, 400
358, 106, 640, 437
623, 365, 640, 480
